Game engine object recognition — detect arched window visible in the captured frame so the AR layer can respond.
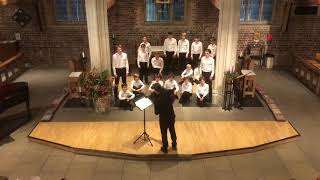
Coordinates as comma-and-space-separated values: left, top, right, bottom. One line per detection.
240, 0, 274, 22
146, 0, 185, 23
55, 0, 86, 22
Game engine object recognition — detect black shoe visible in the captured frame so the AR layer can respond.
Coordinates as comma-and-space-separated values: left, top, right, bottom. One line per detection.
129, 105, 134, 111
160, 147, 168, 154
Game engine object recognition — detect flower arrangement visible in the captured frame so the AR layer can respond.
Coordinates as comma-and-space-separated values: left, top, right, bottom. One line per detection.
79, 68, 112, 100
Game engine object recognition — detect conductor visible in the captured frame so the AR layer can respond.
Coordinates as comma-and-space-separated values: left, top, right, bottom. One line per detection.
152, 83, 177, 154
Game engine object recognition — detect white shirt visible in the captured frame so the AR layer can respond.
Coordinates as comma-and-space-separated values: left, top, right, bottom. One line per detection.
112, 52, 129, 76
119, 90, 135, 100
131, 80, 145, 91
191, 41, 203, 56
196, 83, 209, 98
181, 82, 192, 93
178, 39, 190, 55
151, 57, 164, 71
193, 67, 202, 80
149, 80, 164, 91
200, 56, 215, 78
181, 69, 193, 78
208, 44, 217, 57
163, 38, 177, 54
138, 42, 151, 58
164, 79, 179, 94
137, 51, 149, 67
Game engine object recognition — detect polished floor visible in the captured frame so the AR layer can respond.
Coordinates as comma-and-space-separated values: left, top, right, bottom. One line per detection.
0, 66, 320, 180
29, 121, 298, 157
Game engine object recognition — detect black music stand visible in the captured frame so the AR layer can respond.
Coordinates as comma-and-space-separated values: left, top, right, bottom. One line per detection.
133, 97, 153, 146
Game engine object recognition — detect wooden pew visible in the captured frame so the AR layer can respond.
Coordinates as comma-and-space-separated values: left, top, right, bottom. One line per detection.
292, 54, 320, 96
0, 41, 28, 83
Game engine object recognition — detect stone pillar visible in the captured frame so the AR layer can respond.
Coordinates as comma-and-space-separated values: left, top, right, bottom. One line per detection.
85, 0, 111, 73
214, 0, 241, 104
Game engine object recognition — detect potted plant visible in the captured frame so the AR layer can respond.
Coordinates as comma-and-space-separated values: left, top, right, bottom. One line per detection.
79, 68, 113, 113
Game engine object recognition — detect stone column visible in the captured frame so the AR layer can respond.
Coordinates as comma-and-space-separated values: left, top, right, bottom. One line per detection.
85, 0, 111, 73
214, 0, 241, 104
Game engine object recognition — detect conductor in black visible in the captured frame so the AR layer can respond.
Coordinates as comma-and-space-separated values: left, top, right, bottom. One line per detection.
152, 83, 177, 154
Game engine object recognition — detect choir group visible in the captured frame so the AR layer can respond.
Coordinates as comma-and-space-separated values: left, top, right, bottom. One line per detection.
112, 32, 217, 110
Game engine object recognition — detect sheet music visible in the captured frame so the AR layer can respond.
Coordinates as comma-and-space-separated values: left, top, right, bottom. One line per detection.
69, 72, 82, 78
241, 70, 256, 76
135, 97, 153, 111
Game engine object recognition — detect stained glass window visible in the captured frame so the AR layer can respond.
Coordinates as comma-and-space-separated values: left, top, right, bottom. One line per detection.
55, 0, 68, 21
173, 0, 184, 21
240, 0, 247, 21
248, 0, 260, 21
145, 0, 185, 23
55, 0, 86, 22
146, 0, 156, 21
262, 0, 273, 21
159, 3, 170, 21
240, 0, 273, 22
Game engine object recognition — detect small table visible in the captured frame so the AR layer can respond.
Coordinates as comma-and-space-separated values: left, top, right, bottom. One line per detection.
241, 70, 256, 98
68, 72, 82, 97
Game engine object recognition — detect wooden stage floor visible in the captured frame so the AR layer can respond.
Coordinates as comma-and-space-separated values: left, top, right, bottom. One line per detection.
29, 121, 299, 159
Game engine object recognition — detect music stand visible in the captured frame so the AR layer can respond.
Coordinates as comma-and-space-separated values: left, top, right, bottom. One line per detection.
133, 97, 153, 146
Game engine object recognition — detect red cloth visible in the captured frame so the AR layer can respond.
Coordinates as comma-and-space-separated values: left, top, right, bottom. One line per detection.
267, 34, 273, 42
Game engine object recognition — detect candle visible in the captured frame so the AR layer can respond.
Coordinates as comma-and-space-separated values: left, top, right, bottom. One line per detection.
81, 52, 85, 58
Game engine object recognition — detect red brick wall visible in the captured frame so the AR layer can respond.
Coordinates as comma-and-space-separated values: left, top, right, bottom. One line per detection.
0, 2, 89, 65
107, 0, 219, 64
288, 15, 320, 59
0, 1, 319, 68
237, 1, 320, 67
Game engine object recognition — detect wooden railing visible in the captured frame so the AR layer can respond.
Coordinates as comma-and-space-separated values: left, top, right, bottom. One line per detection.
292, 55, 320, 96
0, 40, 29, 83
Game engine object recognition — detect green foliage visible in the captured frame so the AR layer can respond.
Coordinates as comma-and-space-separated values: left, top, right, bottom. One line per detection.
79, 69, 112, 100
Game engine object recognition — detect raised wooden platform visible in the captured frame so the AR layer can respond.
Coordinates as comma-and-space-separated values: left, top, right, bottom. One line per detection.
29, 121, 299, 159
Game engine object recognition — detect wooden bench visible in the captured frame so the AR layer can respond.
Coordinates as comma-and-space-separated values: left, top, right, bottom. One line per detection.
0, 41, 28, 83
292, 54, 320, 96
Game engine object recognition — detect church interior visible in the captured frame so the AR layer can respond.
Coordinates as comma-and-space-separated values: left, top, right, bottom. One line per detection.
0, 0, 320, 179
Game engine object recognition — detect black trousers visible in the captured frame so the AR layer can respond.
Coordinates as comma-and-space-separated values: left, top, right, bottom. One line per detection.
113, 85, 119, 100
179, 53, 187, 71
159, 115, 177, 149
115, 68, 127, 85
192, 54, 201, 68
132, 86, 144, 98
152, 67, 161, 75
119, 99, 132, 109
202, 71, 213, 102
139, 62, 149, 83
165, 51, 175, 73
197, 94, 209, 107
179, 91, 192, 104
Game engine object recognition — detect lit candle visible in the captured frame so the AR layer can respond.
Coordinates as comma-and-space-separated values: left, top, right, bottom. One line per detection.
81, 52, 85, 58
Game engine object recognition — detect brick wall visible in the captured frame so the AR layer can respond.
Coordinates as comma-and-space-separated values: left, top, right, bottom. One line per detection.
237, 0, 320, 67
0, 0, 319, 68
0, 1, 89, 65
107, 0, 219, 64
288, 15, 320, 59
